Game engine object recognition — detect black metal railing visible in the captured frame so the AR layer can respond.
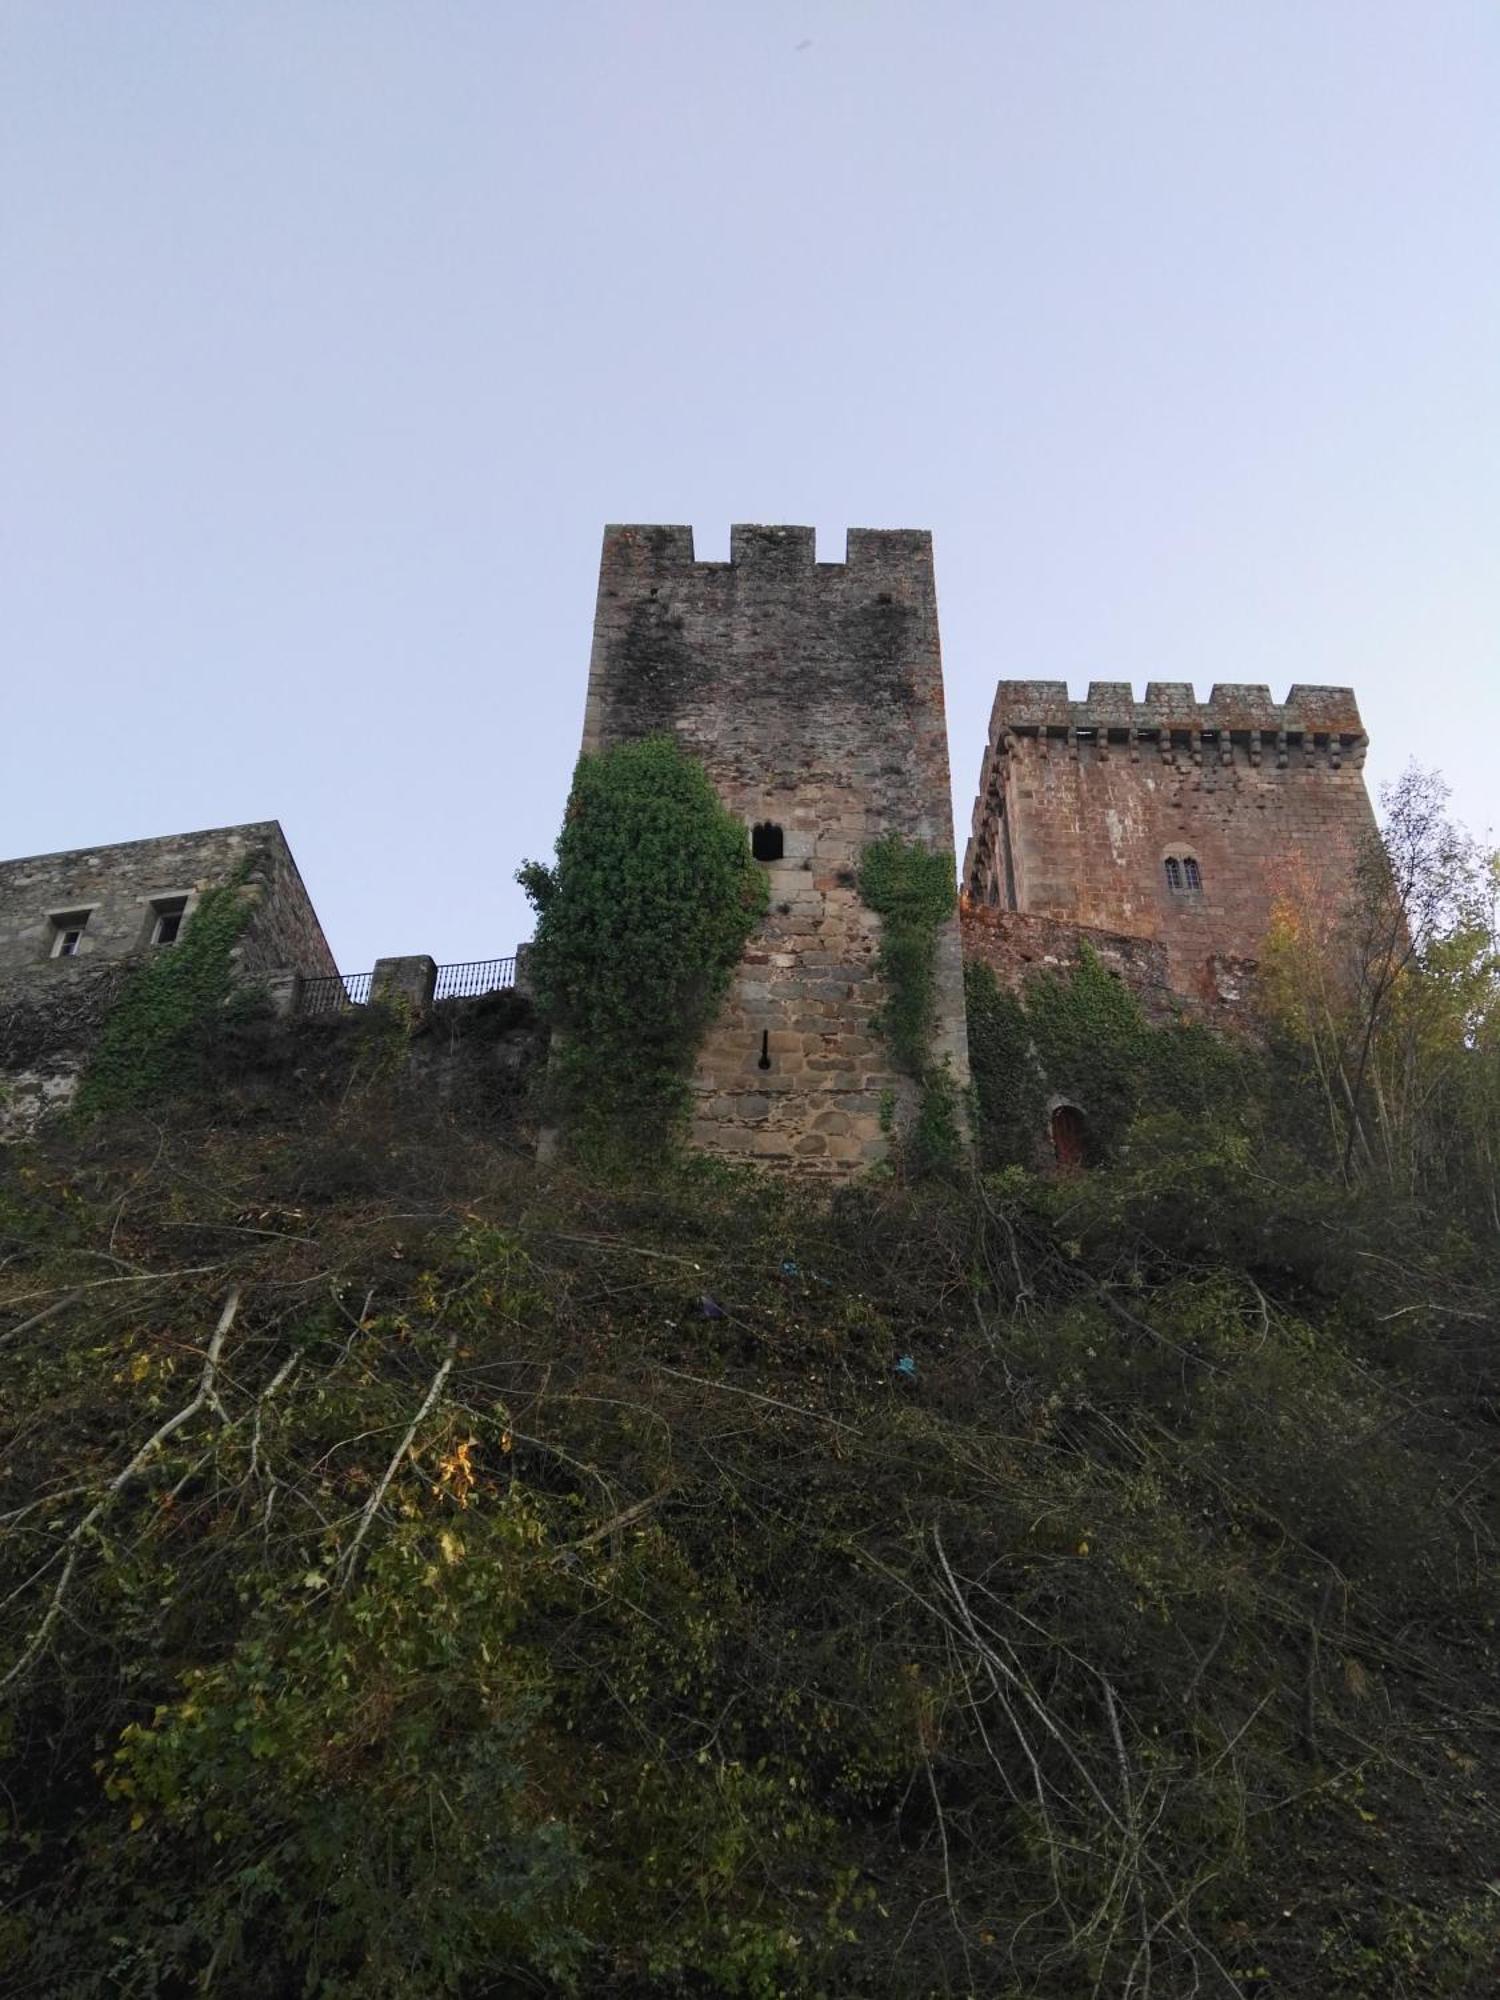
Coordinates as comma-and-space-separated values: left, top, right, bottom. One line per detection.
294, 958, 518, 1016
297, 971, 373, 1015
433, 956, 516, 1002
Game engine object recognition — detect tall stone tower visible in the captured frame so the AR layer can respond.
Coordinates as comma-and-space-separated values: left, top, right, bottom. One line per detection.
580, 523, 969, 1171
964, 680, 1378, 1000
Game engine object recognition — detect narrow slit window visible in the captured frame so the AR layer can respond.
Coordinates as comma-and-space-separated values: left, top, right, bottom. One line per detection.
757, 1030, 771, 1071
751, 822, 784, 862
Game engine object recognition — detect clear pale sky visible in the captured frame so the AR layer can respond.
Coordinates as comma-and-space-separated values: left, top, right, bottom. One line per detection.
4, 3, 1497, 971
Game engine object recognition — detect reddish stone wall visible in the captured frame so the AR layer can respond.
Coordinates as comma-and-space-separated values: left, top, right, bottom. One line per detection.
959, 901, 1261, 1024
959, 901, 1177, 1021
964, 681, 1377, 999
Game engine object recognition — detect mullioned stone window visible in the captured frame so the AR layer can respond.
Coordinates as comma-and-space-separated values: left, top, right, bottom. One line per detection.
1164, 854, 1202, 895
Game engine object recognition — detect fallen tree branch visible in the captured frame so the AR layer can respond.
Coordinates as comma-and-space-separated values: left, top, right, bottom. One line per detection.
2, 1285, 241, 1691
0, 1290, 84, 1351
336, 1329, 458, 1591
653, 1364, 862, 1435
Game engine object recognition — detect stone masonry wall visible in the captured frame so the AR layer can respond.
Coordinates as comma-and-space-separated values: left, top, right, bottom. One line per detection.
582, 524, 970, 1172
0, 822, 335, 996
964, 682, 1377, 998
959, 901, 1179, 1024
234, 830, 340, 981
0, 822, 337, 1134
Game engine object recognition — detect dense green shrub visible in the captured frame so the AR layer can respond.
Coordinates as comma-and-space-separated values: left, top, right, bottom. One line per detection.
519, 737, 767, 1156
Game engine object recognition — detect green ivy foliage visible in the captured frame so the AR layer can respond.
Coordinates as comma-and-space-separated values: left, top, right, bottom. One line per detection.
518, 737, 768, 1156
74, 877, 254, 1121
965, 946, 1253, 1167
856, 834, 962, 1172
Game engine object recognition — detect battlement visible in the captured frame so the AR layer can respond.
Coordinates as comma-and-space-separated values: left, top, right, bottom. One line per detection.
965, 660, 1380, 1004
599, 523, 934, 581
585, 520, 947, 756
988, 679, 1364, 742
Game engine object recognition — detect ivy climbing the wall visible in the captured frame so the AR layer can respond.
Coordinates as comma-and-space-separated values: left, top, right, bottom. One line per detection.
75, 876, 254, 1120
518, 737, 768, 1156
857, 834, 962, 1172
965, 946, 1253, 1168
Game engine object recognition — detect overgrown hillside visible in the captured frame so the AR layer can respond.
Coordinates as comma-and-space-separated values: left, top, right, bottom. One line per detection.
2, 1073, 1496, 1997
4, 755, 1498, 1996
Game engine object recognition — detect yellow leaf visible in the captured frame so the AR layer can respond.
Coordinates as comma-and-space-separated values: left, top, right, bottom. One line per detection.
130, 1811, 145, 1831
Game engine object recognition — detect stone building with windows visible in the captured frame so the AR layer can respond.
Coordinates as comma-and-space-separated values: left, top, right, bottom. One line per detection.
0, 822, 336, 1131
0, 524, 1381, 1169
0, 821, 336, 992
962, 678, 1375, 1012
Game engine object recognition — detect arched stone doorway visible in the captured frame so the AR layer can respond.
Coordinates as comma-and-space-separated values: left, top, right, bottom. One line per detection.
1050, 1101, 1087, 1170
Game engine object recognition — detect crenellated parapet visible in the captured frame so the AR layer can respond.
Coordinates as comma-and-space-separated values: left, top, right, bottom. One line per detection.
964, 673, 1379, 1002
967, 679, 1368, 884
985, 679, 1365, 752
598, 522, 935, 580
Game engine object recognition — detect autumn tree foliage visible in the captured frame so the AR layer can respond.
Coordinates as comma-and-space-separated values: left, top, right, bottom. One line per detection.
1261, 765, 1500, 1215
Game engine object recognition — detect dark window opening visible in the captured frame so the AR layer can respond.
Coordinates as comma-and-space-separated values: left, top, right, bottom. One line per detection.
757, 1030, 771, 1071
50, 911, 91, 959
151, 896, 189, 946
1164, 857, 1182, 892
1051, 1104, 1087, 1171
1183, 856, 1202, 891
751, 822, 784, 862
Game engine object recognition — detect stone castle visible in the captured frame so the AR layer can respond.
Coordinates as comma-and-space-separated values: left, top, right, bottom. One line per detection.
0, 525, 1378, 1165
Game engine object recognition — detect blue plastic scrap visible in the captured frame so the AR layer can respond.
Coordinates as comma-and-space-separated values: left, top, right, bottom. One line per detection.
893, 1354, 918, 1382
697, 1293, 726, 1320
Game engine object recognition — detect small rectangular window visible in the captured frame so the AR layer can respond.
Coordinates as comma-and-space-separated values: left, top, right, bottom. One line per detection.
150, 896, 189, 946
49, 911, 91, 958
